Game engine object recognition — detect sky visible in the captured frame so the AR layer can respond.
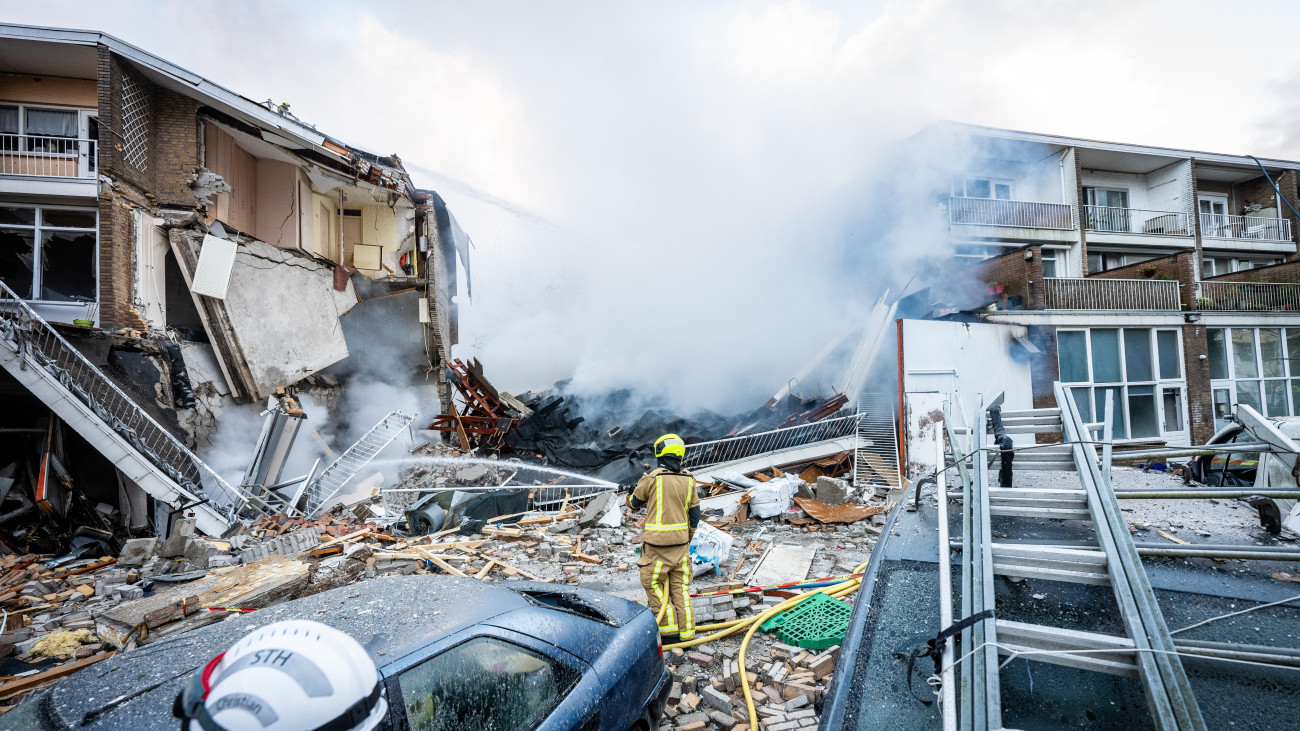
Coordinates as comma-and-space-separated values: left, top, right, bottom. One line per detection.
8, 0, 1300, 414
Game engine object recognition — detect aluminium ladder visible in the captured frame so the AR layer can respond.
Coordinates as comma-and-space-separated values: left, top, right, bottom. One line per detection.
299, 410, 415, 516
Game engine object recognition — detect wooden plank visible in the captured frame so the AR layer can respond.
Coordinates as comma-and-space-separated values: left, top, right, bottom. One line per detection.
475, 560, 497, 580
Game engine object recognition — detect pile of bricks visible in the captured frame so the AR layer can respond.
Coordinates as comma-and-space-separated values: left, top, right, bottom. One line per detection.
690, 592, 757, 625
661, 639, 840, 730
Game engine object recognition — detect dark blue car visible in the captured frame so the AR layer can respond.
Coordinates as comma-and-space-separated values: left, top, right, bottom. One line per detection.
2, 575, 671, 731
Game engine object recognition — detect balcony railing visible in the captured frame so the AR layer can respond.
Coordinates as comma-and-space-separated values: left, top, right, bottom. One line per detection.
1200, 213, 1292, 242
948, 197, 1073, 230
1044, 277, 1181, 311
1084, 206, 1193, 236
1199, 281, 1300, 311
0, 134, 96, 179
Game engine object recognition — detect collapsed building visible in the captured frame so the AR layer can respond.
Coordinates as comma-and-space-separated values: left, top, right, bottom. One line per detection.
0, 24, 469, 547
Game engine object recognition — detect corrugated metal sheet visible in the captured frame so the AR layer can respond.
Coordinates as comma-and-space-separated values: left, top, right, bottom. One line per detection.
190, 234, 238, 298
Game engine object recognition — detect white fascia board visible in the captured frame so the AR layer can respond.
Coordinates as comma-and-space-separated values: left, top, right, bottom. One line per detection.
935, 120, 1300, 171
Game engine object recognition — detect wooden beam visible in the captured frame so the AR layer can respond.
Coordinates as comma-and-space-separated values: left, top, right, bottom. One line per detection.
0, 652, 114, 700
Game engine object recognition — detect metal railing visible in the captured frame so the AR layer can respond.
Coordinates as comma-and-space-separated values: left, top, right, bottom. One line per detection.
301, 411, 415, 516
682, 413, 859, 470
1199, 281, 1300, 311
1200, 213, 1293, 242
853, 392, 900, 490
1044, 277, 1181, 311
948, 197, 1073, 230
0, 134, 96, 178
1084, 206, 1193, 236
380, 483, 614, 522
0, 280, 269, 524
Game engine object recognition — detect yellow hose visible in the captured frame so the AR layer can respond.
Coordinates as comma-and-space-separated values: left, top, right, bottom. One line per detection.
661, 559, 871, 730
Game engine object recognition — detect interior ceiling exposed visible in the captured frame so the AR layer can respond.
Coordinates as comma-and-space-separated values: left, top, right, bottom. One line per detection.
0, 37, 95, 79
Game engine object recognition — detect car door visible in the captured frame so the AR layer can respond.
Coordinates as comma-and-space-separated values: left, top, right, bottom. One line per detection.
381, 626, 597, 731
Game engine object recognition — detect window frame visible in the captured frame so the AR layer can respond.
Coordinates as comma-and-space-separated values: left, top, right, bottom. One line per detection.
952, 176, 1014, 200
0, 102, 95, 155
0, 202, 98, 305
1057, 326, 1188, 442
1206, 326, 1300, 429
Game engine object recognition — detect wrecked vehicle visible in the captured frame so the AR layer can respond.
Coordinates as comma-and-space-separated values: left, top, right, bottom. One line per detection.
1184, 415, 1300, 533
2, 575, 670, 731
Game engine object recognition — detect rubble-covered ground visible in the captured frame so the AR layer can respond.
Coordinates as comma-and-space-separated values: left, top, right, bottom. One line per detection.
4, 458, 1288, 729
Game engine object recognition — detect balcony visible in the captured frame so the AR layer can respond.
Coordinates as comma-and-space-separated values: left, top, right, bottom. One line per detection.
948, 197, 1073, 230
1044, 277, 1181, 311
1083, 206, 1193, 236
1200, 213, 1292, 243
1199, 281, 1300, 312
0, 134, 97, 179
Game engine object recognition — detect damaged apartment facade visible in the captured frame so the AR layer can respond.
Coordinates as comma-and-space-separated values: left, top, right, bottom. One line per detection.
932, 121, 1300, 448
0, 24, 468, 543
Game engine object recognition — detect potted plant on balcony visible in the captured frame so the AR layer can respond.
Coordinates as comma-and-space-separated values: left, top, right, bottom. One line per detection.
1140, 265, 1158, 279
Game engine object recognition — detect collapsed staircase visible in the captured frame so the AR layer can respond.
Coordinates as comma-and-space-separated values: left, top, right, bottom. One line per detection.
0, 282, 280, 536
298, 411, 414, 517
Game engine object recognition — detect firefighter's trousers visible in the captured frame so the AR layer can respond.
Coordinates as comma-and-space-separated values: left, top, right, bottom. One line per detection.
639, 542, 695, 640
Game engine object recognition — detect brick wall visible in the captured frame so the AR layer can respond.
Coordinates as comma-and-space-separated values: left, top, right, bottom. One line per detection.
1088, 251, 1198, 309
153, 90, 199, 207
1234, 171, 1300, 253
1181, 325, 1214, 444
100, 50, 155, 195
972, 245, 1044, 309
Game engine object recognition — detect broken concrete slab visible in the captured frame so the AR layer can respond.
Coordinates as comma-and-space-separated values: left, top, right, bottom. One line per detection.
168, 228, 358, 401
579, 491, 617, 528
814, 476, 852, 505
159, 518, 197, 558
747, 543, 817, 587
117, 538, 159, 567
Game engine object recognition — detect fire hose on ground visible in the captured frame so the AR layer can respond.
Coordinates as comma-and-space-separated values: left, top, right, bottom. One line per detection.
653, 559, 871, 730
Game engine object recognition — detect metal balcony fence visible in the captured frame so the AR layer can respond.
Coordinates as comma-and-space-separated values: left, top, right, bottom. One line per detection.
1200, 213, 1293, 242
0, 134, 96, 178
1044, 277, 1181, 311
682, 413, 860, 470
1199, 281, 1300, 311
948, 197, 1073, 230
1084, 206, 1193, 236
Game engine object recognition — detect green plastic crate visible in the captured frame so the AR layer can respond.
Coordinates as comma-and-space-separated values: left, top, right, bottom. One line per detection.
759, 592, 852, 650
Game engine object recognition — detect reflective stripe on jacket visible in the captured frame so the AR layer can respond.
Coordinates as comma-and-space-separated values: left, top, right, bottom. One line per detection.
633, 467, 699, 547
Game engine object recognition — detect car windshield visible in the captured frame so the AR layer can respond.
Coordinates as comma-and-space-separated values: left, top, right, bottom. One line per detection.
397, 636, 576, 731
1203, 429, 1260, 486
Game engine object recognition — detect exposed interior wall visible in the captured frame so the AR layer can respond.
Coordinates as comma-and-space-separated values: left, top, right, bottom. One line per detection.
203, 122, 258, 234
900, 319, 1035, 478
0, 73, 96, 107
254, 159, 301, 248
310, 192, 338, 260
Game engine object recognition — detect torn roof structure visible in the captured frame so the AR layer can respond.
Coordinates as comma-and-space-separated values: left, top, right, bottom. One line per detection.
0, 23, 474, 539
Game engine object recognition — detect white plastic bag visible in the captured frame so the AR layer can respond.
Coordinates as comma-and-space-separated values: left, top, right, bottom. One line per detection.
690, 521, 734, 576
748, 474, 802, 518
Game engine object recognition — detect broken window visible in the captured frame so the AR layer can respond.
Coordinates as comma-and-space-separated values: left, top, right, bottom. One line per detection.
1057, 327, 1186, 441
396, 636, 577, 731
0, 203, 97, 305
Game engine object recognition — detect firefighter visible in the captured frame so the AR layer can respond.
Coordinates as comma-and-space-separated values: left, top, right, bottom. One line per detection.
629, 433, 701, 644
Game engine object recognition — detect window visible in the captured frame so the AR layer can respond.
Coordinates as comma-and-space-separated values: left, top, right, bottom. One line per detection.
1041, 249, 1060, 277
1084, 187, 1131, 232
397, 637, 578, 731
1202, 256, 1284, 278
1086, 252, 1154, 274
953, 177, 1012, 200
1057, 327, 1187, 440
0, 204, 96, 303
1207, 327, 1300, 426
0, 103, 90, 153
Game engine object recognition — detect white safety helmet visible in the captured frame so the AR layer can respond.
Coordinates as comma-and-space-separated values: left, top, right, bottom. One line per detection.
175, 619, 387, 731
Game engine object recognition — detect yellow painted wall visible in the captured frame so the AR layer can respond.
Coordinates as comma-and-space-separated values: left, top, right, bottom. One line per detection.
0, 74, 96, 108
254, 160, 301, 248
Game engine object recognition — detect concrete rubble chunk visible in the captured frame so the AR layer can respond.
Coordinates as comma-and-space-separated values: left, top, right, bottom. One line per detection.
117, 538, 160, 567
815, 476, 852, 506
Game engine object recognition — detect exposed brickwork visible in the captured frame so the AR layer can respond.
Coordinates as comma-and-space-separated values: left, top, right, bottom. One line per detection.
100, 51, 155, 195
153, 90, 199, 207
972, 245, 1044, 310
1088, 251, 1199, 309
1181, 325, 1215, 444
97, 185, 148, 331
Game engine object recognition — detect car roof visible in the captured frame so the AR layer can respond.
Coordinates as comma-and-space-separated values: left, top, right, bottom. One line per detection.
38, 575, 532, 730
